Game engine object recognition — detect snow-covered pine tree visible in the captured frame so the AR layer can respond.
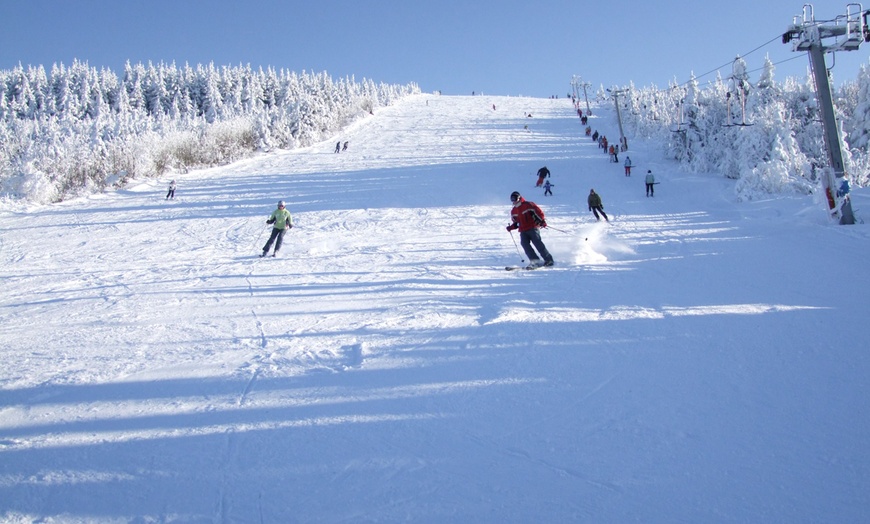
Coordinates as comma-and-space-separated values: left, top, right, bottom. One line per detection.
0, 60, 419, 202
845, 61, 870, 152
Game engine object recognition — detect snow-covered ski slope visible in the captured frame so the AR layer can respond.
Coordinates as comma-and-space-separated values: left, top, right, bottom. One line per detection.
1, 94, 869, 523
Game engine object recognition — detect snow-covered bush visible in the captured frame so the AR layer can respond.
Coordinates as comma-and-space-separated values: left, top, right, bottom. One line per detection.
0, 61, 420, 202
618, 55, 870, 199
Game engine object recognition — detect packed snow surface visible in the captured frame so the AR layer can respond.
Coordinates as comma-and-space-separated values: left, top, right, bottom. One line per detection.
1, 94, 869, 523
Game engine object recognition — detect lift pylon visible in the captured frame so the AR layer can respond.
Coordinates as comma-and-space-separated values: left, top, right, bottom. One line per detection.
783, 3, 870, 224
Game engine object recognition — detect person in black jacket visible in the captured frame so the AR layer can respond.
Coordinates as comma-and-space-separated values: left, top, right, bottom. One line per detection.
535, 166, 550, 187
587, 189, 609, 222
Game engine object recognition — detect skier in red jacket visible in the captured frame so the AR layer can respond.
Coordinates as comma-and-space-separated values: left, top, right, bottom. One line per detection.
506, 191, 554, 268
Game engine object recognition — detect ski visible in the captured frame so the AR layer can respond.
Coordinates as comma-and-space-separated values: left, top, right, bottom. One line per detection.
505, 265, 543, 271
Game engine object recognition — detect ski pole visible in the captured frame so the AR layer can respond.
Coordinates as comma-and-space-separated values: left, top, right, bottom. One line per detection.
508, 230, 525, 264
544, 225, 570, 234
253, 224, 268, 250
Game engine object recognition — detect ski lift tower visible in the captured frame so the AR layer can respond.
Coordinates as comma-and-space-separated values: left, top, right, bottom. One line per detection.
782, 3, 870, 224
571, 76, 580, 108
607, 87, 629, 152
571, 75, 592, 116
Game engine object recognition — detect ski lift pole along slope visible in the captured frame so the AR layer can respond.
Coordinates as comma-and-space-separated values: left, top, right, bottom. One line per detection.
783, 2, 870, 224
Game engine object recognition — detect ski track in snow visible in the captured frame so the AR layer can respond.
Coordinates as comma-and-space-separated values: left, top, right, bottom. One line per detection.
1, 94, 869, 522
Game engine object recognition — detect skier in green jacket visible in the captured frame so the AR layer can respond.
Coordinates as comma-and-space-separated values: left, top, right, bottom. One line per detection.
261, 200, 293, 257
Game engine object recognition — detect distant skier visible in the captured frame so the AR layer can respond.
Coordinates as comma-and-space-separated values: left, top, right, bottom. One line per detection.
165, 180, 176, 200
335, 142, 341, 153
535, 166, 550, 187
342, 141, 349, 151
592, 130, 599, 142
506, 191, 554, 268
587, 189, 609, 222
543, 180, 553, 196
624, 156, 632, 176
645, 170, 656, 197
261, 200, 293, 257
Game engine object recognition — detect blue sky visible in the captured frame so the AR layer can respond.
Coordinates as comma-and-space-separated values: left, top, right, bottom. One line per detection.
1, 0, 867, 96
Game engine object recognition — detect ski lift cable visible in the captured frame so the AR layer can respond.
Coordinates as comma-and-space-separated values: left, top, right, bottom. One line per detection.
671, 33, 790, 89
637, 28, 830, 97
632, 9, 870, 95
627, 33, 784, 96
744, 54, 805, 76
741, 34, 787, 60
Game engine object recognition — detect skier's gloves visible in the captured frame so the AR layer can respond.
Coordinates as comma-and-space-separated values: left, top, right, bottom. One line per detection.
541, 221, 547, 228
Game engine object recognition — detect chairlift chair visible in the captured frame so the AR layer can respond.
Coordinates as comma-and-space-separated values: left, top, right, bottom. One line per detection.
723, 92, 735, 127
723, 62, 754, 127
733, 84, 754, 127
670, 98, 689, 133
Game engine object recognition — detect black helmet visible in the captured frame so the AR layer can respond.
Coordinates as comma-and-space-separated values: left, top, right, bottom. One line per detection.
510, 191, 522, 203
